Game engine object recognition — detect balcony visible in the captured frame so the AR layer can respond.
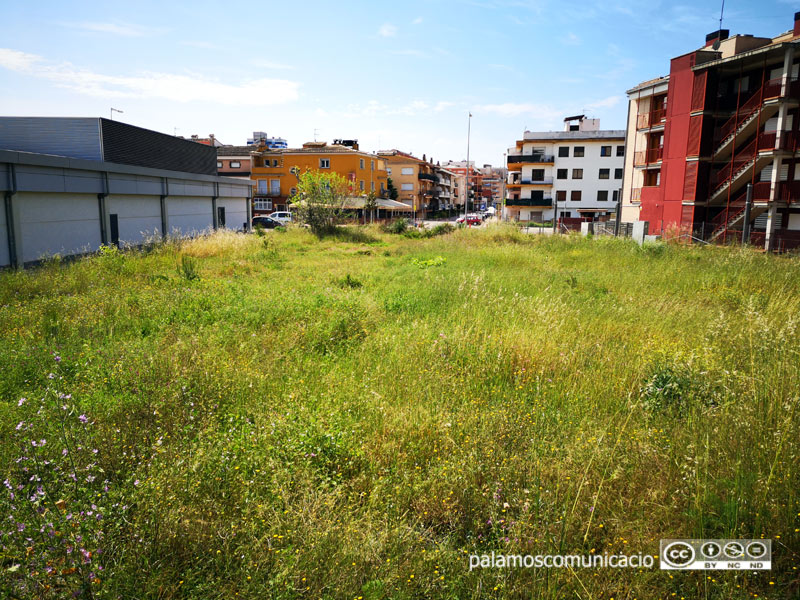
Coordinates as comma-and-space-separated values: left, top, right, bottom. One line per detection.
507, 177, 554, 185
507, 154, 555, 164
636, 108, 666, 130
506, 196, 552, 207
633, 147, 663, 166
418, 172, 439, 182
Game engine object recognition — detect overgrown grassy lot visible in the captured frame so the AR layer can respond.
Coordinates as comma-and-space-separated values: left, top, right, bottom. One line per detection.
1, 226, 799, 599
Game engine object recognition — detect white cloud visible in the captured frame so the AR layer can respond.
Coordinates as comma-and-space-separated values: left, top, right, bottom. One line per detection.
391, 49, 427, 57
586, 95, 624, 110
378, 23, 398, 37
434, 101, 456, 112
562, 32, 581, 45
412, 17, 423, 24
63, 21, 163, 37
181, 40, 218, 49
0, 48, 300, 105
396, 100, 429, 116
476, 102, 562, 119
251, 59, 294, 70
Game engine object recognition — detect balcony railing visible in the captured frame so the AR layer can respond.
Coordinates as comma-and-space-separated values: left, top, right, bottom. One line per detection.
636, 108, 666, 130
254, 190, 281, 197
506, 196, 553, 207
507, 154, 555, 164
418, 172, 439, 182
633, 147, 663, 166
508, 177, 554, 185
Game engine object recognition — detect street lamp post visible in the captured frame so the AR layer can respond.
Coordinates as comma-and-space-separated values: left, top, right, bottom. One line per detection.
464, 112, 472, 224
110, 108, 123, 120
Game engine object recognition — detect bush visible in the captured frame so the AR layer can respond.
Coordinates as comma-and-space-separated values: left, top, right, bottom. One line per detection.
381, 218, 409, 234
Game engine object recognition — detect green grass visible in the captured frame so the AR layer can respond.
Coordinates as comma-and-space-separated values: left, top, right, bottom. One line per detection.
1, 226, 799, 599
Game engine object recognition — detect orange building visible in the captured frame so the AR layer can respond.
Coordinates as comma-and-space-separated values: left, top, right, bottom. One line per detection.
250, 140, 388, 213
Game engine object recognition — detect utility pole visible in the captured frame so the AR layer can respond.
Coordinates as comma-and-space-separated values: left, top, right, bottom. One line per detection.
464, 112, 472, 224
742, 182, 753, 244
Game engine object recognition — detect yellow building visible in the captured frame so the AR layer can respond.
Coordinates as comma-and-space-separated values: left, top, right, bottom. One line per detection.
251, 140, 388, 213
377, 150, 438, 217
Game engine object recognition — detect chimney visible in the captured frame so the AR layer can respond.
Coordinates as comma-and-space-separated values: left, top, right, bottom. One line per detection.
705, 29, 729, 47
794, 11, 800, 36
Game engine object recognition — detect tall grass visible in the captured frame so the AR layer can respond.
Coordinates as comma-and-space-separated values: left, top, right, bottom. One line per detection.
0, 226, 798, 599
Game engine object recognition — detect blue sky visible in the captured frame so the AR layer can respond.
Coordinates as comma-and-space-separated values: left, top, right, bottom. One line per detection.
1, 0, 798, 165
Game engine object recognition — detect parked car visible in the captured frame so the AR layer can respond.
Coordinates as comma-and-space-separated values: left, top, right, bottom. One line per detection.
252, 216, 283, 229
457, 214, 482, 226
268, 211, 292, 224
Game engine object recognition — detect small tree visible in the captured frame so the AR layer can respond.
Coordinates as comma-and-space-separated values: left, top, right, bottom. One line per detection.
291, 169, 350, 235
364, 191, 378, 224
386, 177, 399, 201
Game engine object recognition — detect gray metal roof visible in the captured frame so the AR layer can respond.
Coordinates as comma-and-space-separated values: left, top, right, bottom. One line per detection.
522, 130, 626, 141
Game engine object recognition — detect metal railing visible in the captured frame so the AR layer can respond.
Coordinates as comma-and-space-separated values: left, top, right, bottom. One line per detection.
507, 154, 555, 164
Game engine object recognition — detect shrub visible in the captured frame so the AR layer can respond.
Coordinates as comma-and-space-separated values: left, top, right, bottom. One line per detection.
381, 218, 409, 234
177, 255, 200, 281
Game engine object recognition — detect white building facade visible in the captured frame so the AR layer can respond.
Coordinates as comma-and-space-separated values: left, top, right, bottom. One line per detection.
505, 116, 625, 222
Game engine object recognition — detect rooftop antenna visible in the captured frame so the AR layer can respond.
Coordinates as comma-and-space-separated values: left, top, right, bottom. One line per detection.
713, 0, 725, 50
313, 128, 320, 142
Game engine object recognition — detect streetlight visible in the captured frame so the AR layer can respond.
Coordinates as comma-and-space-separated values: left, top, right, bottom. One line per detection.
110, 107, 123, 120
464, 112, 472, 224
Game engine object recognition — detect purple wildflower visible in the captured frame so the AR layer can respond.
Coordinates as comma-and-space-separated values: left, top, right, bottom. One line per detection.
78, 414, 88, 424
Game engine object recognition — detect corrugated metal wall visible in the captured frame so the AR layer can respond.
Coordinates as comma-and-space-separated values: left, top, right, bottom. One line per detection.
100, 119, 216, 175
0, 117, 102, 160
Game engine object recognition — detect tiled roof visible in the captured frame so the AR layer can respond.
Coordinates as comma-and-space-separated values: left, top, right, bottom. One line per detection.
217, 145, 257, 156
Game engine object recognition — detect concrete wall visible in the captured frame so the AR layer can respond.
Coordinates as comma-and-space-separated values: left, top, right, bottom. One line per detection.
106, 194, 162, 244
0, 199, 9, 267
167, 196, 214, 236
217, 197, 248, 231
17, 192, 102, 263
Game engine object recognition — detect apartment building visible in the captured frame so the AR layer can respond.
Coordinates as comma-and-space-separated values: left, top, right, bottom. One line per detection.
251, 140, 388, 214
442, 160, 482, 210
216, 146, 255, 179
622, 14, 800, 250
247, 131, 288, 149
481, 165, 506, 211
434, 167, 458, 210
377, 150, 438, 216
506, 116, 625, 222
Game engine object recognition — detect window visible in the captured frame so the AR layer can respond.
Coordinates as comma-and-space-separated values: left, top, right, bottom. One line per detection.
599, 168, 610, 180
597, 190, 609, 202
253, 199, 272, 211
371, 160, 375, 170
571, 190, 582, 202
614, 168, 623, 180
360, 159, 365, 169
230, 161, 241, 168
216, 161, 222, 168
401, 183, 414, 191
319, 158, 330, 168
269, 180, 280, 196
381, 182, 385, 193
532, 169, 545, 181
612, 190, 619, 203
401, 167, 414, 175
273, 159, 279, 167
290, 188, 297, 196
573, 146, 584, 157
572, 168, 583, 179
556, 190, 567, 202
387, 167, 392, 175
557, 168, 568, 180
560, 210, 571, 218
616, 145, 625, 157
558, 147, 569, 157
257, 180, 267, 194
371, 181, 375, 191
600, 146, 612, 157
360, 180, 365, 191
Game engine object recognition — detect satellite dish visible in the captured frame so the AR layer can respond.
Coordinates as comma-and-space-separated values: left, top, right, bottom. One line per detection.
712, 40, 720, 50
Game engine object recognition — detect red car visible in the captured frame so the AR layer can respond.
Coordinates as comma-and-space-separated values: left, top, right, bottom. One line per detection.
457, 214, 482, 226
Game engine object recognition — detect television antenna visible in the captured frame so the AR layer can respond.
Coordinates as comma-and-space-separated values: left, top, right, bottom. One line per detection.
713, 0, 725, 50
313, 128, 320, 142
